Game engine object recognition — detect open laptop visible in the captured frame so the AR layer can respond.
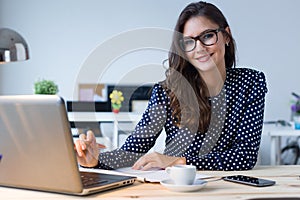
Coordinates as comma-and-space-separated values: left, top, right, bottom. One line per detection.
0, 95, 136, 195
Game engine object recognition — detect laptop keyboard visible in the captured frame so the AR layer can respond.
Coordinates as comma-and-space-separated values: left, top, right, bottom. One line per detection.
80, 172, 108, 188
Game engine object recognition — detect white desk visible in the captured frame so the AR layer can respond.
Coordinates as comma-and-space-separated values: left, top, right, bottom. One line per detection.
68, 112, 141, 147
1, 165, 300, 199
266, 125, 300, 165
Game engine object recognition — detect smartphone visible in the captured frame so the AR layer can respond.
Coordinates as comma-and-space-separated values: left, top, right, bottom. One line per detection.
222, 175, 276, 187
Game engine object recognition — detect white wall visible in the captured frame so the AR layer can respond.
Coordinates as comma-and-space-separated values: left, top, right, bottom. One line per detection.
1, 0, 300, 121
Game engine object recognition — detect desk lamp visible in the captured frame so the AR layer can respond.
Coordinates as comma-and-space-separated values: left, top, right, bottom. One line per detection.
0, 28, 29, 64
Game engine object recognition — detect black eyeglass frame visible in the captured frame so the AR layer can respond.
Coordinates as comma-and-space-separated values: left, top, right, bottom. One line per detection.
179, 28, 224, 52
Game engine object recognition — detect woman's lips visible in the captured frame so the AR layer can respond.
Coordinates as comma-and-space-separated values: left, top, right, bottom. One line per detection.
196, 53, 212, 62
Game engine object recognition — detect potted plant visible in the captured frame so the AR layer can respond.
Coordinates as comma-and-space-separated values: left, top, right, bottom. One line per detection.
109, 90, 124, 113
34, 79, 59, 95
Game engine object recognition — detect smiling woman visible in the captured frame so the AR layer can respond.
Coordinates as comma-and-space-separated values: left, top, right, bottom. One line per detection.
74, 1, 268, 171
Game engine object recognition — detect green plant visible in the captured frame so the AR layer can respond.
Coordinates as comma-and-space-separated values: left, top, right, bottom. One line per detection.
34, 79, 59, 95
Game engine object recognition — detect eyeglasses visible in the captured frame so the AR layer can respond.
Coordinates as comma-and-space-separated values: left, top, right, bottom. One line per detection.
179, 28, 223, 52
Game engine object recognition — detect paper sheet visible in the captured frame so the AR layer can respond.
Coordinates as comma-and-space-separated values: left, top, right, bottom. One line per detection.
115, 167, 212, 182
80, 167, 212, 183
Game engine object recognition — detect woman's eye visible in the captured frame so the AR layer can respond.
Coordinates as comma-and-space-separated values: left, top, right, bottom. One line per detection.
184, 39, 194, 46
202, 33, 214, 41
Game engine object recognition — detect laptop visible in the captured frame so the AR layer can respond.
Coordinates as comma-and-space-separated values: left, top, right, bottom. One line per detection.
0, 95, 136, 195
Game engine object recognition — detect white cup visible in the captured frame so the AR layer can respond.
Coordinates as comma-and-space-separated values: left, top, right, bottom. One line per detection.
165, 165, 196, 185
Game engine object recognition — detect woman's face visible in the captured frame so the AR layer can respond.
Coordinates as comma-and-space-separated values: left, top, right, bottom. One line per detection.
182, 16, 229, 73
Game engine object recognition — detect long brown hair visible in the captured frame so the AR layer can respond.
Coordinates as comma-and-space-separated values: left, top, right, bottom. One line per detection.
163, 1, 236, 133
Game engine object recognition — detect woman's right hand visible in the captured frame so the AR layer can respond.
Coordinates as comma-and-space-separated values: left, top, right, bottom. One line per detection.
74, 130, 104, 167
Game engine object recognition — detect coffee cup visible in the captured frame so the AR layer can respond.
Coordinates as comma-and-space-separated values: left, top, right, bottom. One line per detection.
165, 164, 196, 185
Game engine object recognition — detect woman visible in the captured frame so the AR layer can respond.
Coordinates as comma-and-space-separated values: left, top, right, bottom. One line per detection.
75, 1, 267, 171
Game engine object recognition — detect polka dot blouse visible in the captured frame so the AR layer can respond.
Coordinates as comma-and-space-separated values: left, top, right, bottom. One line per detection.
97, 68, 268, 171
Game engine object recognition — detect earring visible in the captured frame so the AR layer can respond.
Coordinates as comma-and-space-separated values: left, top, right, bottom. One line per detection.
226, 42, 229, 47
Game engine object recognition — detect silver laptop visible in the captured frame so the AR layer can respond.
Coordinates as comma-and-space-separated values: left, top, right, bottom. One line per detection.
0, 95, 136, 195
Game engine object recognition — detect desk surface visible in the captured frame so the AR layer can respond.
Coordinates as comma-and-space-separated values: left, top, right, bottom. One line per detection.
68, 112, 141, 122
1, 165, 300, 199
264, 124, 300, 136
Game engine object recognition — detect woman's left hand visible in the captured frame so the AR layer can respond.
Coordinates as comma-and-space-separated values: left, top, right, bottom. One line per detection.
132, 152, 186, 170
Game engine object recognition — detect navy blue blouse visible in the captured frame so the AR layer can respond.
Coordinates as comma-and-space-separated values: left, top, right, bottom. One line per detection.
98, 68, 268, 171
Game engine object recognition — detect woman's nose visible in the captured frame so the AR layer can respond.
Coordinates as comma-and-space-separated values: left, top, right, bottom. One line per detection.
194, 40, 206, 52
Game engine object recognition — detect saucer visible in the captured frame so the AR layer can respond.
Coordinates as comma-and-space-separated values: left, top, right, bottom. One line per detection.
160, 179, 207, 192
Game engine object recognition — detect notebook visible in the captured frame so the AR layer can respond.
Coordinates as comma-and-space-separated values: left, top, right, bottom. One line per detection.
0, 95, 136, 195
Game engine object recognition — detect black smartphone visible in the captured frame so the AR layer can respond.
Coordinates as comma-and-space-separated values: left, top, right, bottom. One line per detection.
222, 175, 276, 187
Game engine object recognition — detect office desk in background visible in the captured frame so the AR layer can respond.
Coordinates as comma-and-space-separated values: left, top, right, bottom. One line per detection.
1, 165, 300, 199
266, 125, 300, 165
68, 112, 141, 148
